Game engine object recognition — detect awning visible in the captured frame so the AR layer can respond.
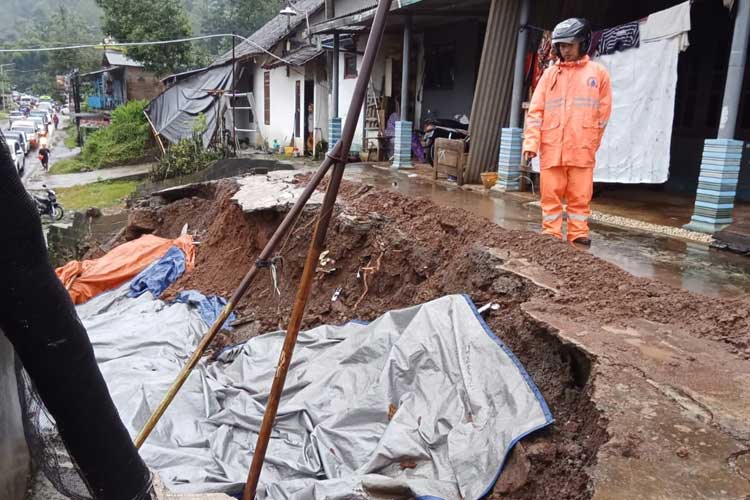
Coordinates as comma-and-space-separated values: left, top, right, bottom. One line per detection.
263, 45, 325, 69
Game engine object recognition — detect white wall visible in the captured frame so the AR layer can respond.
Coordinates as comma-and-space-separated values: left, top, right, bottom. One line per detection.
336, 35, 370, 152
312, 62, 329, 145
254, 65, 305, 151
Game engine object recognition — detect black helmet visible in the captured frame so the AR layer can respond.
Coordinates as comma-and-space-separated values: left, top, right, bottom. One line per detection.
552, 18, 592, 56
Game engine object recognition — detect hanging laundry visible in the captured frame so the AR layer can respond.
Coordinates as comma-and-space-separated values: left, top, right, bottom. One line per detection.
588, 30, 603, 56
532, 30, 554, 91
641, 0, 691, 52
595, 21, 640, 56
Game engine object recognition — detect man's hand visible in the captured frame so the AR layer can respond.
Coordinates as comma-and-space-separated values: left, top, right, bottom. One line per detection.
522, 151, 536, 163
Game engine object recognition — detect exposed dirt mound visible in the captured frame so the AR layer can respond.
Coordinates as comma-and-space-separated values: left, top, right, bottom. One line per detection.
130, 174, 750, 499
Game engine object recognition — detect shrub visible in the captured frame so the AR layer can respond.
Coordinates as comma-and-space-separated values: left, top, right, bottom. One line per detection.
80, 100, 152, 168
150, 135, 221, 181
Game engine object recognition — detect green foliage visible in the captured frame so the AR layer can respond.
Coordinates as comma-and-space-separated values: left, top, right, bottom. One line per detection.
56, 179, 137, 210
80, 100, 152, 168
49, 157, 91, 174
200, 0, 283, 54
151, 136, 221, 181
95, 0, 192, 76
0, 3, 101, 96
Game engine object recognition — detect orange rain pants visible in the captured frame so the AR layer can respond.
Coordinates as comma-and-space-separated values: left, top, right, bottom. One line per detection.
540, 166, 593, 241
523, 55, 612, 241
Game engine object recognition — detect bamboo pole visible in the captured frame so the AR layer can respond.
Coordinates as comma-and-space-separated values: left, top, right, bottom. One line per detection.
143, 110, 166, 156
241, 0, 393, 498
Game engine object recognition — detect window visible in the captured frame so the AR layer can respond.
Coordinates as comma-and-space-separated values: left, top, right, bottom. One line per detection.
264, 71, 270, 126
424, 43, 456, 90
344, 53, 358, 79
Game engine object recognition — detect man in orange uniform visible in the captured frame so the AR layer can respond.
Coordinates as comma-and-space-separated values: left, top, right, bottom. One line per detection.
523, 18, 612, 246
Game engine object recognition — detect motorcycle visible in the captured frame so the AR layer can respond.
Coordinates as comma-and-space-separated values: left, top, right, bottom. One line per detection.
35, 185, 64, 221
421, 117, 469, 165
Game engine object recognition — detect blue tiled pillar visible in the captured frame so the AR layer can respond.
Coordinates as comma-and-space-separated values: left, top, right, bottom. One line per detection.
684, 139, 744, 233
392, 120, 413, 169
497, 127, 523, 191
328, 117, 341, 154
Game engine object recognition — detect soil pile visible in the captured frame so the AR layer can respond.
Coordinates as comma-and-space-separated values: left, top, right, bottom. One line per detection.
125, 174, 750, 499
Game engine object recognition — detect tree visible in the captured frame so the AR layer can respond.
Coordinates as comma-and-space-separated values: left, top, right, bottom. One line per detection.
95, 0, 193, 75
200, 0, 283, 55
0, 4, 101, 97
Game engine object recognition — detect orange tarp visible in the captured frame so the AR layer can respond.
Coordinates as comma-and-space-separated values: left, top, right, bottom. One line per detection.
56, 234, 195, 305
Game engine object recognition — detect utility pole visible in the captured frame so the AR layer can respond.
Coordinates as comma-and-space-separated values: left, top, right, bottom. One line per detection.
0, 64, 14, 113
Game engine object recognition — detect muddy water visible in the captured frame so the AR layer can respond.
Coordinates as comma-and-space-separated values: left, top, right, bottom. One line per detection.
344, 165, 750, 300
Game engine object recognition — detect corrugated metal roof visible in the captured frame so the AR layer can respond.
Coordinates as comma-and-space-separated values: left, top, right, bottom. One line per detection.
213, 0, 325, 65
263, 45, 324, 69
104, 50, 144, 68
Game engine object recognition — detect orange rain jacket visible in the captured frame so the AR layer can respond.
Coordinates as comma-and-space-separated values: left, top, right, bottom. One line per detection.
523, 55, 612, 169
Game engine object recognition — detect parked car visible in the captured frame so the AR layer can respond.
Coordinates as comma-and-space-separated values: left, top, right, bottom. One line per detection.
29, 110, 51, 127
2, 129, 30, 155
27, 116, 47, 137
11, 121, 39, 148
4, 137, 25, 173
9, 111, 25, 124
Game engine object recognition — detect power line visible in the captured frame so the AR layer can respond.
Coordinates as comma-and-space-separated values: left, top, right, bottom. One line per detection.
0, 33, 292, 64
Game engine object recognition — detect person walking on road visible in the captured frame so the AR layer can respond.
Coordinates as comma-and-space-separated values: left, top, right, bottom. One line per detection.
38, 144, 51, 171
53, 112, 60, 130
523, 18, 612, 246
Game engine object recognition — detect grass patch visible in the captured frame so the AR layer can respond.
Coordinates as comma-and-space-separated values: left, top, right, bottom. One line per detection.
64, 127, 79, 149
49, 157, 91, 174
56, 179, 138, 210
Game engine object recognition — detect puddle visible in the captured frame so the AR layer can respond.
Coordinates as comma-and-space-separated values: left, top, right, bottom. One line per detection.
344, 164, 750, 299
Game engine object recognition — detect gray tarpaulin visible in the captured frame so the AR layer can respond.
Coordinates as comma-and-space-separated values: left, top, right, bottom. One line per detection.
77, 287, 553, 499
146, 64, 233, 146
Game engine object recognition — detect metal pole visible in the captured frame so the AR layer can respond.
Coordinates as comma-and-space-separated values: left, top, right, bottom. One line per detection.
73, 71, 82, 147
718, 0, 750, 139
133, 142, 343, 449
242, 1, 392, 498
400, 15, 412, 121
333, 34, 340, 117
509, 0, 530, 129
232, 33, 237, 150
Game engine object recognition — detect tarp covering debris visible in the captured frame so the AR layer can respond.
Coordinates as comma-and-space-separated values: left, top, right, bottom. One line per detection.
174, 290, 236, 330
146, 64, 233, 146
128, 246, 188, 298
77, 289, 552, 499
56, 234, 195, 304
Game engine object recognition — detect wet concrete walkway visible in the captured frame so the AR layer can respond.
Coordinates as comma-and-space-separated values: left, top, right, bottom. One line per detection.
24, 163, 152, 190
343, 164, 750, 299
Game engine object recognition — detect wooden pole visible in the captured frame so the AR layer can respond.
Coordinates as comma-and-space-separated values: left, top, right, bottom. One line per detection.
241, 0, 393, 498
143, 110, 166, 156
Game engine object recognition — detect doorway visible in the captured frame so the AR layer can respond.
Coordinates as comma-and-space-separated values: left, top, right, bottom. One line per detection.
304, 80, 315, 155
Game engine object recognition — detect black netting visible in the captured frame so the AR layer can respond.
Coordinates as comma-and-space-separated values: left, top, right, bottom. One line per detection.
15, 354, 93, 500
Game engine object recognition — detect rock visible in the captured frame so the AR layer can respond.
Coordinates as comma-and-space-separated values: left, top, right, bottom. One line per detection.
495, 443, 530, 494
126, 208, 160, 240
85, 207, 103, 219
525, 441, 557, 463
675, 446, 690, 459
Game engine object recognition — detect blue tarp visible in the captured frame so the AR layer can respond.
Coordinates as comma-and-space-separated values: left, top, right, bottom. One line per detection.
128, 246, 186, 299
175, 290, 236, 330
